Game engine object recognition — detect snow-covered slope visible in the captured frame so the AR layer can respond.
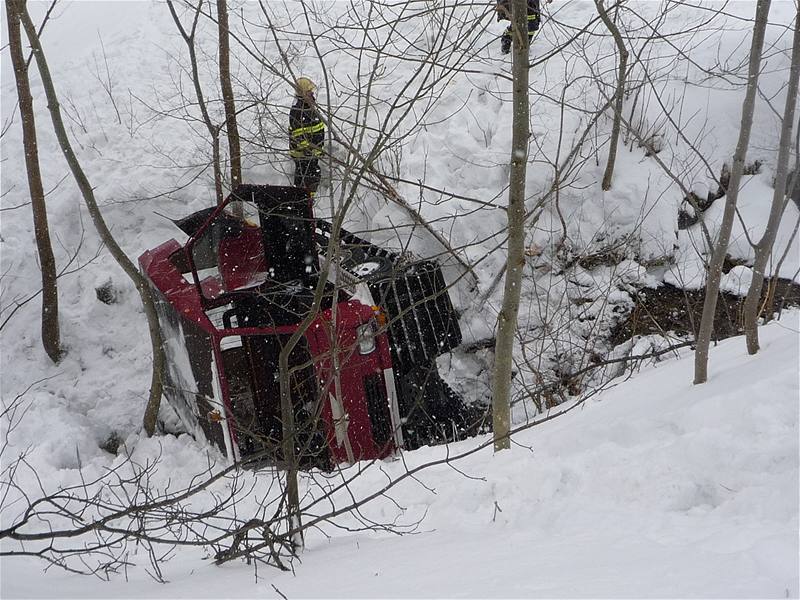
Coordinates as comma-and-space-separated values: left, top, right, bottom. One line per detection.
1, 0, 799, 596
1, 0, 798, 424
3, 315, 797, 598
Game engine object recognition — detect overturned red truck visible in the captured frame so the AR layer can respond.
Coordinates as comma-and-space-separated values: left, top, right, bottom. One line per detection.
139, 184, 478, 467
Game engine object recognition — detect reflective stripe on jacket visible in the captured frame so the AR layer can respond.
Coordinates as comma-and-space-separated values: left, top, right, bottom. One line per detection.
289, 98, 325, 158
496, 0, 540, 23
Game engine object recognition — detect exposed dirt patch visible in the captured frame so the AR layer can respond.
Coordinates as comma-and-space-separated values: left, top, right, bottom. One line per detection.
610, 277, 800, 346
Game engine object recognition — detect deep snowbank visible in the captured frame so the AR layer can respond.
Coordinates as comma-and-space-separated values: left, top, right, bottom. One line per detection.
2, 315, 797, 598
1, 1, 799, 596
1, 0, 798, 434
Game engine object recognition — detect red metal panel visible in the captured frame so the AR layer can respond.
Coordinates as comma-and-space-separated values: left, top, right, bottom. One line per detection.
218, 224, 268, 292
306, 302, 395, 463
140, 229, 397, 466
139, 241, 214, 332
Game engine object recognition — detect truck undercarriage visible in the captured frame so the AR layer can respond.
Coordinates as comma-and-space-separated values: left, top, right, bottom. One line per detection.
139, 184, 483, 467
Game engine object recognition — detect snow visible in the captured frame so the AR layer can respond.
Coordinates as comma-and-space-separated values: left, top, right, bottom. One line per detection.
1, 0, 799, 597
720, 265, 754, 296
3, 315, 798, 598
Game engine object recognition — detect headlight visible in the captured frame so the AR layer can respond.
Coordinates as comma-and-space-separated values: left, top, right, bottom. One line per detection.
357, 320, 376, 354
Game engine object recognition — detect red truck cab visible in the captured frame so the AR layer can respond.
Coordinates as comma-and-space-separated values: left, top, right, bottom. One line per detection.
139, 184, 470, 468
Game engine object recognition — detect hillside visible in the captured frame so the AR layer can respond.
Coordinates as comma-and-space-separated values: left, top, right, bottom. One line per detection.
3, 315, 798, 598
1, 0, 798, 597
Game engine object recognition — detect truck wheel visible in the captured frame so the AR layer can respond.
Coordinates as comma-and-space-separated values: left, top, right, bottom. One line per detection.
350, 255, 393, 280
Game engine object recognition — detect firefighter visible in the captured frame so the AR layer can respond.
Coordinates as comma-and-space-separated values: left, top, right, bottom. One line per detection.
289, 77, 325, 196
497, 0, 541, 55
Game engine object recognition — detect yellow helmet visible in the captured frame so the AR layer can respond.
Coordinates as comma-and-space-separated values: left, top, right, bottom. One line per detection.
295, 77, 317, 95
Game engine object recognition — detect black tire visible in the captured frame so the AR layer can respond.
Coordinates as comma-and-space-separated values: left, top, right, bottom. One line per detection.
347, 254, 394, 281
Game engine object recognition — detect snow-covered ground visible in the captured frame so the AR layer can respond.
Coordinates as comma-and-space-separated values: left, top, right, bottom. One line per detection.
1, 0, 799, 597
3, 315, 798, 598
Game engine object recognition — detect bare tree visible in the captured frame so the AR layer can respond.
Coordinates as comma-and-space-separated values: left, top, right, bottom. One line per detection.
217, 0, 242, 191
5, 0, 61, 363
492, 0, 530, 452
16, 3, 165, 435
594, 0, 628, 191
694, 0, 771, 385
166, 0, 225, 206
8, 0, 789, 584
742, 7, 799, 354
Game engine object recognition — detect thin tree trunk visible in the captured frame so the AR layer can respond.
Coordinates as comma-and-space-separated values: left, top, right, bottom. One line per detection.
595, 0, 628, 191
6, 0, 61, 363
492, 0, 529, 452
278, 351, 302, 551
694, 0, 771, 384
742, 7, 800, 354
217, 0, 241, 190
167, 0, 224, 206
17, 4, 165, 434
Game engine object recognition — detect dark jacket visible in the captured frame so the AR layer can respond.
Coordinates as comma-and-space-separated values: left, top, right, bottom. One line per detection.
496, 0, 540, 23
289, 97, 325, 159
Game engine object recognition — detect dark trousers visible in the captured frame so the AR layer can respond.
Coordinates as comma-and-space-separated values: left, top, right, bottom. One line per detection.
501, 18, 539, 54
293, 158, 321, 194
